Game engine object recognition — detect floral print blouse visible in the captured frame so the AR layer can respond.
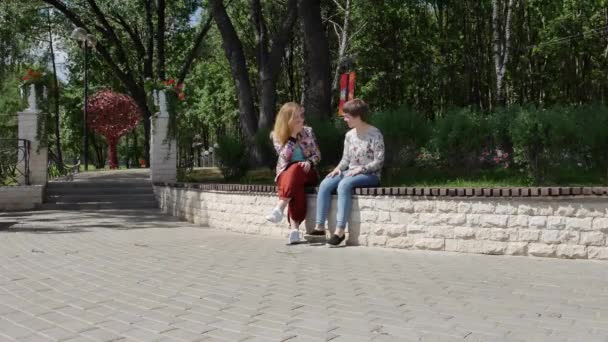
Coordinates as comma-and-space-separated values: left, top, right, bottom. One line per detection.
272, 126, 321, 181
337, 126, 385, 179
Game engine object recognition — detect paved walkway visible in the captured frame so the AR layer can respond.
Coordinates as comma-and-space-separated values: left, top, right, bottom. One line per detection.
1, 207, 608, 341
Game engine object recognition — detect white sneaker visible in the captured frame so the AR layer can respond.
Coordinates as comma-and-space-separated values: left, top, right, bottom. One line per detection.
265, 207, 284, 223
287, 229, 300, 245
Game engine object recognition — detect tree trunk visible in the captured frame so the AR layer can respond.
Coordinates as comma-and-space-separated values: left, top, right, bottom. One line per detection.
492, 0, 515, 107
252, 0, 298, 132
156, 0, 166, 80
107, 138, 118, 169
299, 0, 331, 120
209, 0, 260, 163
144, 0, 154, 80
331, 0, 351, 97
47, 9, 63, 171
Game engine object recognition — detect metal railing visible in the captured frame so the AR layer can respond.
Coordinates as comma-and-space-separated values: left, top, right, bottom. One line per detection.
0, 139, 30, 186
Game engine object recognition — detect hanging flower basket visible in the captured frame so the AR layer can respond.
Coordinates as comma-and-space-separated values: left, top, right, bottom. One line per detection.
20, 67, 51, 149
20, 68, 49, 112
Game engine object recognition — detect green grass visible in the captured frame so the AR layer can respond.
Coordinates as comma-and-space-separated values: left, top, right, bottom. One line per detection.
180, 166, 607, 187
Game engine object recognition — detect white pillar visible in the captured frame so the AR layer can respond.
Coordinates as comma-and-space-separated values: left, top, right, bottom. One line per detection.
150, 90, 177, 183
18, 85, 47, 185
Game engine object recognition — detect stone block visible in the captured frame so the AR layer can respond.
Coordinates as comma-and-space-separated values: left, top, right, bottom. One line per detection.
436, 201, 458, 213
385, 225, 407, 237
406, 224, 425, 234
368, 235, 388, 247
588, 247, 608, 260
528, 243, 556, 257
592, 218, 608, 233
414, 238, 445, 250
454, 227, 476, 239
518, 230, 540, 242
505, 242, 527, 255
457, 202, 472, 213
566, 217, 593, 231
556, 245, 587, 259
508, 215, 529, 228
528, 216, 547, 229
541, 230, 579, 244
386, 237, 415, 249
413, 201, 435, 213
393, 199, 414, 213
466, 214, 482, 227
546, 216, 566, 230
426, 226, 454, 239
555, 205, 576, 217
471, 202, 495, 214
580, 232, 605, 246
480, 215, 508, 228
495, 203, 518, 215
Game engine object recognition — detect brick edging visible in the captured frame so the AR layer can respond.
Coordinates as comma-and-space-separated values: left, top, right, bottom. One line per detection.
153, 182, 608, 198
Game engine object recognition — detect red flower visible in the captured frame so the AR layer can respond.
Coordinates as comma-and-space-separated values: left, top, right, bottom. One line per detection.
164, 78, 176, 86
178, 92, 186, 101
176, 83, 185, 91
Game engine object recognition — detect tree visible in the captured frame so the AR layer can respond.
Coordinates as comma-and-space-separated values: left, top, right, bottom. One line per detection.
208, 0, 299, 163
86, 90, 142, 169
299, 0, 331, 120
492, 0, 515, 107
41, 0, 213, 166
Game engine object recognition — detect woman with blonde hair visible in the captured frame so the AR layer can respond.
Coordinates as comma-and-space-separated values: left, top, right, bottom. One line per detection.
266, 102, 321, 244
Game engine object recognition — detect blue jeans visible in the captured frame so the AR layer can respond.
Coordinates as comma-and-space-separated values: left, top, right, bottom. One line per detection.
315, 172, 380, 229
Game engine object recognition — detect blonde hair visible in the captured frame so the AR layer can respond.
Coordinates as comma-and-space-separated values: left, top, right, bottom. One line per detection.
271, 102, 302, 146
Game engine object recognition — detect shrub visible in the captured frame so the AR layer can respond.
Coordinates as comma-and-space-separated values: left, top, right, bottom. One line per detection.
254, 127, 275, 171
370, 107, 431, 169
307, 117, 347, 170
509, 105, 577, 184
216, 134, 248, 180
430, 108, 487, 170
564, 104, 608, 182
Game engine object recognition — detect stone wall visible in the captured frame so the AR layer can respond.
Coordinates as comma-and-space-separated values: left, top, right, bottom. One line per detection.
154, 184, 608, 260
0, 185, 44, 211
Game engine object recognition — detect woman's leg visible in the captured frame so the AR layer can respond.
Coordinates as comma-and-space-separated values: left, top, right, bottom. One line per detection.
314, 174, 343, 230
334, 174, 380, 236
287, 167, 318, 227
267, 164, 305, 223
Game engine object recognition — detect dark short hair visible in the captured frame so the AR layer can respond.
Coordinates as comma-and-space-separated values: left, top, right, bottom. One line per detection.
343, 99, 369, 122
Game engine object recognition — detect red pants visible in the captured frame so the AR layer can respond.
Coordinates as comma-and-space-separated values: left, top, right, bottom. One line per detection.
276, 163, 318, 223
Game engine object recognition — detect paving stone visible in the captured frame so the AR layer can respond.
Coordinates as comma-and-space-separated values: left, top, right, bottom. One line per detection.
1, 191, 607, 342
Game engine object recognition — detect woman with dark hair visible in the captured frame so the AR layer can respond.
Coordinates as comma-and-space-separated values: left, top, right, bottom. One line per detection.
308, 99, 385, 247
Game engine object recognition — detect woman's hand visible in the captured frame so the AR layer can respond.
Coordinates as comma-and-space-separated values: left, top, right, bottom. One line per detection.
298, 161, 311, 173
327, 167, 342, 178
345, 166, 364, 177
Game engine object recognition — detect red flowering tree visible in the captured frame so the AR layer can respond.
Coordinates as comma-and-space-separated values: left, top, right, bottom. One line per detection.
86, 90, 142, 169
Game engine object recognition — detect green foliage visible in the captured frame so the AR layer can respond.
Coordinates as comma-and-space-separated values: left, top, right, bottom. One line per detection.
430, 108, 487, 170
572, 104, 608, 176
216, 134, 248, 180
307, 117, 347, 169
370, 108, 431, 168
509, 106, 577, 184
254, 127, 275, 171
0, 73, 21, 140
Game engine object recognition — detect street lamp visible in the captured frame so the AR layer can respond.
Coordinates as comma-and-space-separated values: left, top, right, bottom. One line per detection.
70, 27, 96, 171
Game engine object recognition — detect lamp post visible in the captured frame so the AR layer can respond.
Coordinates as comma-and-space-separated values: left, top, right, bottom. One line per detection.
70, 27, 96, 171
